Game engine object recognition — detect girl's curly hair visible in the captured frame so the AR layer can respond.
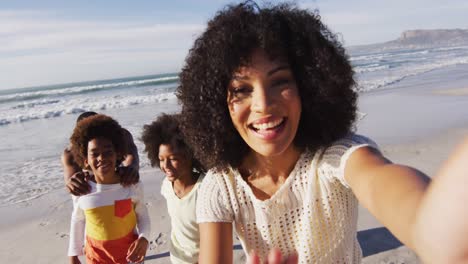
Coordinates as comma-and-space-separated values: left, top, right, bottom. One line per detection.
70, 114, 127, 169
176, 1, 357, 169
141, 113, 205, 173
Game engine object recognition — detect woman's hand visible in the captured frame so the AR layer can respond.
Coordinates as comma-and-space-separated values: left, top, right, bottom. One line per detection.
247, 249, 298, 264
126, 237, 149, 263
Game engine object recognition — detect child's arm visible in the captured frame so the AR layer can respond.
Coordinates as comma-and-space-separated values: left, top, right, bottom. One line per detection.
68, 196, 86, 260
60, 149, 91, 196
127, 182, 150, 263
69, 256, 81, 264
62, 149, 91, 196
61, 148, 80, 183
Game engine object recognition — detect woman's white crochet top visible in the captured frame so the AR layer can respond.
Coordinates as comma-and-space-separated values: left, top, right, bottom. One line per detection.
196, 134, 377, 263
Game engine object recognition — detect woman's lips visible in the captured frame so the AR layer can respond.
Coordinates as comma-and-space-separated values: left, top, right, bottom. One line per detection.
249, 118, 286, 140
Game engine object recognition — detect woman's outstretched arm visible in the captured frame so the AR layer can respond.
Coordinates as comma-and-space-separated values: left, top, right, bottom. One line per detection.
345, 146, 430, 250
346, 137, 468, 262
413, 137, 468, 263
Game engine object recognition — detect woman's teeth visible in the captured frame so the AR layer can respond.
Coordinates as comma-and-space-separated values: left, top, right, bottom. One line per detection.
251, 118, 284, 130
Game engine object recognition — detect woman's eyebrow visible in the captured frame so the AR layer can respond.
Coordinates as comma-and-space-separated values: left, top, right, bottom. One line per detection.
232, 65, 290, 80
232, 74, 249, 81
267, 65, 290, 76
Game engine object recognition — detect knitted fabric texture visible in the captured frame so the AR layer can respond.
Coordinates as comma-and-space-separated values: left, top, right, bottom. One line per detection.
196, 134, 378, 263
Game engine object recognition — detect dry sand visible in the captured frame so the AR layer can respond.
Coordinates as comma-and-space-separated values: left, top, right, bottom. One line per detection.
432, 87, 468, 96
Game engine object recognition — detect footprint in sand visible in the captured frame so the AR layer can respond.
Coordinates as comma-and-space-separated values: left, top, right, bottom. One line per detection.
149, 232, 166, 250
56, 232, 69, 239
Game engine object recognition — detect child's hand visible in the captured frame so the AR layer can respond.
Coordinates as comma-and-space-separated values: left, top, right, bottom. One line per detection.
69, 256, 81, 264
66, 171, 92, 196
126, 237, 149, 263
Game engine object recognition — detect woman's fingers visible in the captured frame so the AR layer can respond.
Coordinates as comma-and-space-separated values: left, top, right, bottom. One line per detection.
247, 249, 298, 264
246, 250, 260, 264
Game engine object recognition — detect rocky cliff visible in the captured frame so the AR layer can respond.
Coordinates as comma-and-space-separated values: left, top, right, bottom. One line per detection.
348, 29, 468, 53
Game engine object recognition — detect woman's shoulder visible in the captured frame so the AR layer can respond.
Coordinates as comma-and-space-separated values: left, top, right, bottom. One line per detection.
314, 133, 379, 187
318, 134, 378, 157
198, 167, 238, 194
199, 168, 232, 185
196, 167, 236, 223
203, 167, 233, 180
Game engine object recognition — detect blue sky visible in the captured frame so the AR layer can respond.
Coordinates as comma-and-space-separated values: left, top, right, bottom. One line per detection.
1, 0, 468, 90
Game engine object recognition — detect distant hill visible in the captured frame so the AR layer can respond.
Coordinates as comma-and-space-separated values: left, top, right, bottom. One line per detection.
348, 29, 468, 54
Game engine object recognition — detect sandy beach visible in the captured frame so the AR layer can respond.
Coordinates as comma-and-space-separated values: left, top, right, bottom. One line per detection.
433, 87, 468, 96
1, 65, 468, 263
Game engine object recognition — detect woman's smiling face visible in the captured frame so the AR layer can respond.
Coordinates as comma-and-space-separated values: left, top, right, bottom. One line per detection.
227, 49, 302, 158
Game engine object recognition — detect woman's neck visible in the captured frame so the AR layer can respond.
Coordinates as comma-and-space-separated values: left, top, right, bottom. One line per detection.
242, 145, 302, 180
239, 145, 302, 200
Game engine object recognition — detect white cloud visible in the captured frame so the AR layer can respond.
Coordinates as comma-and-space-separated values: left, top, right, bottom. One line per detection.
0, 10, 204, 89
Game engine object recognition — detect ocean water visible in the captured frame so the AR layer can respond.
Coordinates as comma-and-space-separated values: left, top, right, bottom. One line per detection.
1, 45, 468, 206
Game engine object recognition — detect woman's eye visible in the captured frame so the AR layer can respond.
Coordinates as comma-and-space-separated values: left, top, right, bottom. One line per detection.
272, 78, 291, 87
233, 86, 250, 94
229, 86, 251, 101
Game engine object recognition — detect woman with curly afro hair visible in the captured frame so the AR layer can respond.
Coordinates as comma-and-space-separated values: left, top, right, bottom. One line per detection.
141, 113, 204, 264
177, 1, 468, 264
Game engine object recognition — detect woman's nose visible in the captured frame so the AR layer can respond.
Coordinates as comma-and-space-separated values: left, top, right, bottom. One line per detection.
251, 83, 274, 113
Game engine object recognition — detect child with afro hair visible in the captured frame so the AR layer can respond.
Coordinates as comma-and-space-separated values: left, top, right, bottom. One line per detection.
142, 113, 204, 264
67, 114, 150, 264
